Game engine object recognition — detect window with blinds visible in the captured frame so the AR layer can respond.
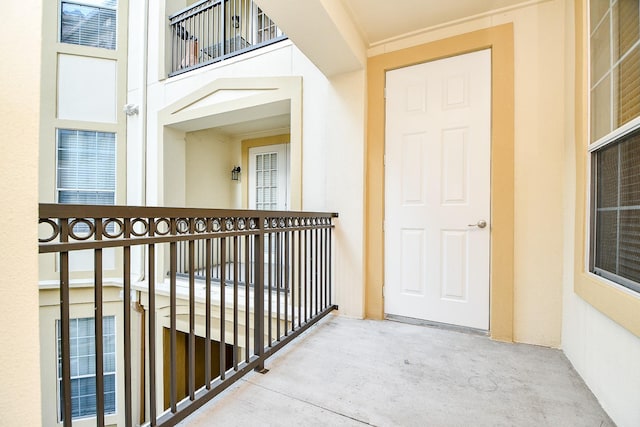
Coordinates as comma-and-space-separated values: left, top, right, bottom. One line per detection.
57, 317, 116, 420
57, 129, 116, 205
590, 0, 640, 293
60, 0, 117, 50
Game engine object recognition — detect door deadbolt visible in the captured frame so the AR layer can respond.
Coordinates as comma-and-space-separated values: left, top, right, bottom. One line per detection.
468, 220, 487, 228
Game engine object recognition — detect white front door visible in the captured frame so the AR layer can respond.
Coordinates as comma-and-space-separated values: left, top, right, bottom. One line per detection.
384, 49, 491, 330
248, 144, 290, 211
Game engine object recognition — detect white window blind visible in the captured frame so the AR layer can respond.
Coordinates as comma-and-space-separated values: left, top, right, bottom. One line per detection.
57, 316, 116, 420
60, 0, 117, 49
57, 129, 116, 205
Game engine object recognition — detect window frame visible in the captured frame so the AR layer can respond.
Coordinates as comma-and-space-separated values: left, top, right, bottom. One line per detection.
587, 0, 640, 294
59, 0, 118, 50
56, 316, 117, 422
55, 128, 117, 206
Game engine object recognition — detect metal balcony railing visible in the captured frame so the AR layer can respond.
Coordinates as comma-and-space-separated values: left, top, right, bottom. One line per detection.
169, 0, 287, 76
39, 204, 337, 427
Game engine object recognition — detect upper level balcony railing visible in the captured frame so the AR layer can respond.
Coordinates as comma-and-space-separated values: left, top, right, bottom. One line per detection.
39, 204, 337, 427
169, 0, 287, 76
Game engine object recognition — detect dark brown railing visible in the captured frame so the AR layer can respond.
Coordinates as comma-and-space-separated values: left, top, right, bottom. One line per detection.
169, 0, 287, 76
39, 204, 337, 427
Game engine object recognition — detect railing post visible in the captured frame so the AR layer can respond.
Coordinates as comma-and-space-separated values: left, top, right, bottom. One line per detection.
169, 219, 178, 413
254, 217, 265, 372
219, 236, 226, 380
148, 217, 157, 426
123, 218, 133, 427
59, 218, 72, 427
94, 217, 105, 427
220, 0, 226, 55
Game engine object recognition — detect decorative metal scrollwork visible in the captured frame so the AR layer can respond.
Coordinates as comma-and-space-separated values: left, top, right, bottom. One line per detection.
131, 218, 149, 237
38, 218, 60, 243
225, 218, 235, 231
68, 218, 95, 241
212, 218, 221, 232
176, 218, 190, 234
154, 218, 171, 236
103, 218, 124, 239
195, 218, 207, 233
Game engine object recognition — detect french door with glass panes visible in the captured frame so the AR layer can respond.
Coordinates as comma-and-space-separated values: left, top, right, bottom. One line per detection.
248, 144, 290, 210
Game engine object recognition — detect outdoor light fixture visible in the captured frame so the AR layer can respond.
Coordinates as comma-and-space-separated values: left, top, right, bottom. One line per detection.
232, 15, 240, 28
231, 166, 241, 181
123, 103, 139, 116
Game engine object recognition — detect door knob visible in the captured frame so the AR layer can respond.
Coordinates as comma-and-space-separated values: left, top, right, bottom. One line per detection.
468, 220, 487, 228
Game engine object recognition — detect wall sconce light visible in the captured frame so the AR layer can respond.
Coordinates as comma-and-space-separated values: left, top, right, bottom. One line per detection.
231, 166, 241, 181
123, 103, 139, 116
232, 15, 240, 28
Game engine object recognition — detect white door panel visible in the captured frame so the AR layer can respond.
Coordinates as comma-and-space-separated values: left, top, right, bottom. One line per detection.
384, 49, 491, 330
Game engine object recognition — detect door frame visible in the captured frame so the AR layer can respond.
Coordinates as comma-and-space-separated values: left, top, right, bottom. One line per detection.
241, 134, 291, 209
383, 50, 492, 330
247, 143, 291, 210
366, 24, 515, 341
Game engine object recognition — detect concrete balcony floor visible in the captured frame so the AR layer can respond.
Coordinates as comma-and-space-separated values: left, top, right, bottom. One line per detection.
179, 314, 615, 427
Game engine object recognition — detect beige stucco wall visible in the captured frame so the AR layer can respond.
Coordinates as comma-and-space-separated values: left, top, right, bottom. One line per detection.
185, 129, 241, 209
0, 2, 43, 425
560, 1, 640, 426
368, 0, 566, 346
131, 0, 367, 317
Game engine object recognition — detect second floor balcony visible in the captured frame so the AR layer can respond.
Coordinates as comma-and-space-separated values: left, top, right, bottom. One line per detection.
36, 204, 616, 426
169, 0, 286, 76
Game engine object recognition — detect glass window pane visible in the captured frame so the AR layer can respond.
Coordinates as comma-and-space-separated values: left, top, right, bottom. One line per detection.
77, 376, 95, 396
595, 210, 618, 273
104, 335, 115, 353
78, 355, 96, 376
77, 318, 94, 337
597, 143, 618, 208
613, 0, 639, 61
61, 2, 117, 49
590, 0, 609, 30
591, 11, 611, 85
71, 396, 80, 418
620, 131, 640, 206
78, 394, 97, 417
104, 353, 116, 372
616, 45, 640, 127
619, 209, 640, 283
591, 74, 611, 142
103, 316, 115, 334
69, 338, 78, 357
77, 337, 95, 357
